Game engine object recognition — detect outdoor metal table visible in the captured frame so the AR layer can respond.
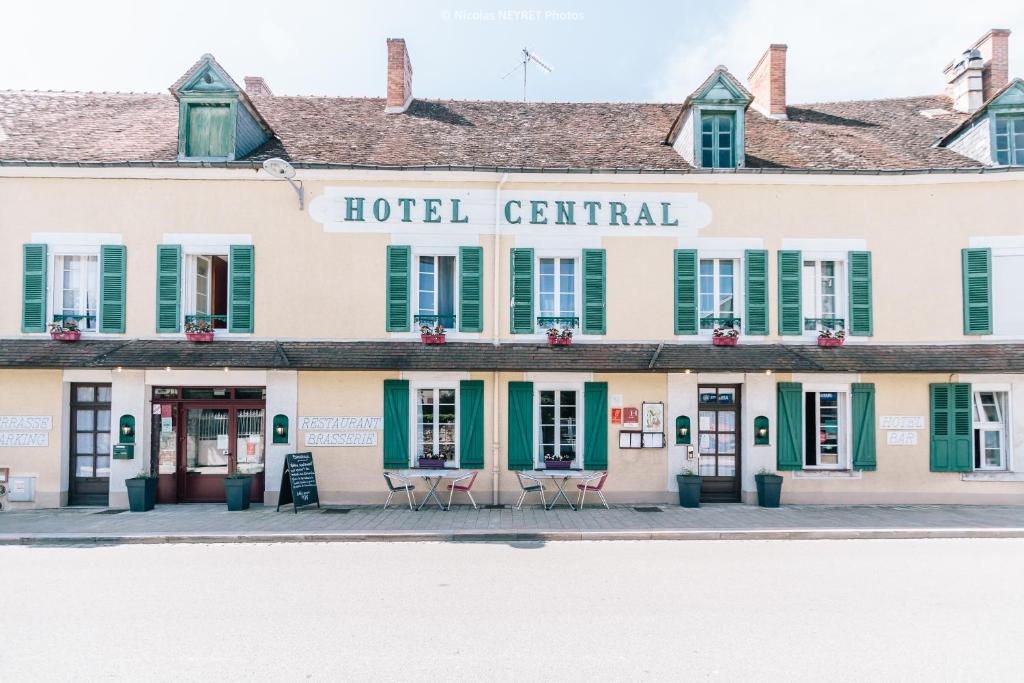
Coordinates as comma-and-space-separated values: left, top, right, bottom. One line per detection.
395, 469, 467, 510
528, 469, 598, 510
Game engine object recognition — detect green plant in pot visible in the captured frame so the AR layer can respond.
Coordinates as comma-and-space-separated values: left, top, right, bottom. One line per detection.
224, 472, 254, 511
676, 467, 702, 508
125, 471, 158, 512
755, 468, 783, 508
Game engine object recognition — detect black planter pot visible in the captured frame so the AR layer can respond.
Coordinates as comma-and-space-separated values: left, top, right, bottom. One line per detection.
544, 460, 573, 470
417, 457, 446, 469
224, 476, 253, 511
755, 473, 783, 508
126, 477, 157, 512
676, 474, 702, 508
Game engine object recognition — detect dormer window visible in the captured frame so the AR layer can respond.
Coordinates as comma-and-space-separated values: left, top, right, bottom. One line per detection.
184, 103, 233, 158
994, 115, 1024, 165
700, 113, 736, 168
664, 66, 752, 170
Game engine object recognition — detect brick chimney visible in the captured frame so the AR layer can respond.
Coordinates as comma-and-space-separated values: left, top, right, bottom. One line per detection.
943, 49, 984, 113
385, 38, 413, 114
244, 76, 273, 97
748, 44, 787, 119
971, 29, 1011, 101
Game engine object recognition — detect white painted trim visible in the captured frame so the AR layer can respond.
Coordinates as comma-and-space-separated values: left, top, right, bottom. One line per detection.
162, 233, 252, 247
696, 372, 745, 384
782, 238, 866, 253
62, 369, 113, 383
532, 381, 585, 469
791, 373, 861, 385
793, 469, 862, 479
515, 234, 601, 249
801, 384, 853, 470
961, 471, 1024, 481
525, 372, 593, 383
401, 233, 480, 249
400, 371, 470, 381
677, 237, 763, 251
31, 232, 122, 246
970, 236, 1024, 249
143, 369, 267, 385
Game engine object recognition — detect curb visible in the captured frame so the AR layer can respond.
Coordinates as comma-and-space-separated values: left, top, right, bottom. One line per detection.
3, 527, 1024, 545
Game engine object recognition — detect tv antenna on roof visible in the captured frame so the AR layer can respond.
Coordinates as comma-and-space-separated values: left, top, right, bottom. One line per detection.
502, 47, 553, 102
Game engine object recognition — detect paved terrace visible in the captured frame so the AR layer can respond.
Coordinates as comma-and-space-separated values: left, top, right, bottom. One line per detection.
1, 504, 1023, 544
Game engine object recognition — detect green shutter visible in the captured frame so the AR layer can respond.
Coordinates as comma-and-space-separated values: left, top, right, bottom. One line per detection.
155, 245, 181, 333
777, 382, 803, 470
507, 381, 534, 470
21, 244, 47, 333
458, 246, 483, 333
930, 383, 972, 472
459, 380, 484, 469
744, 249, 768, 335
848, 251, 873, 336
778, 251, 802, 335
383, 380, 410, 469
98, 245, 126, 334
229, 245, 254, 333
851, 383, 876, 470
962, 248, 992, 335
386, 245, 411, 332
582, 248, 606, 335
510, 248, 534, 334
674, 249, 698, 335
583, 382, 608, 469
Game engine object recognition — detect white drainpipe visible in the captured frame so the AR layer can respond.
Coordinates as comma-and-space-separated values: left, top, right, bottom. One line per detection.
492, 172, 509, 505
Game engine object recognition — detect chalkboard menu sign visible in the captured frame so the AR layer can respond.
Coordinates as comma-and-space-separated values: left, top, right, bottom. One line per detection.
276, 452, 321, 513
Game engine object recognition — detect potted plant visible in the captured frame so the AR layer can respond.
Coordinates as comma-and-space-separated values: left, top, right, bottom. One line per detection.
817, 328, 845, 347
420, 322, 446, 345
546, 325, 573, 346
755, 468, 783, 507
224, 472, 253, 511
125, 472, 158, 512
49, 318, 81, 342
543, 453, 575, 469
712, 326, 739, 346
417, 451, 447, 468
185, 318, 215, 342
676, 467, 702, 508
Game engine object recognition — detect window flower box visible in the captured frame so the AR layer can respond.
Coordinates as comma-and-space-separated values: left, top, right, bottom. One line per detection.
419, 322, 447, 345
417, 457, 447, 468
712, 325, 739, 346
712, 336, 737, 346
546, 326, 574, 346
186, 332, 215, 343
817, 328, 846, 347
50, 330, 81, 342
49, 318, 81, 342
184, 317, 216, 342
544, 460, 573, 470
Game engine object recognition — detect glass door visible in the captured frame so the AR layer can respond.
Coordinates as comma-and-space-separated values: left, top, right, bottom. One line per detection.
183, 407, 231, 502
69, 384, 112, 506
697, 386, 741, 502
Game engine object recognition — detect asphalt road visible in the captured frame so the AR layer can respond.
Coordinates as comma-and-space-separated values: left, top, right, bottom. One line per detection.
4, 539, 1023, 682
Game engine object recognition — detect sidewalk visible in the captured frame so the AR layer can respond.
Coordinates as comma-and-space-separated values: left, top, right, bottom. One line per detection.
2, 503, 1023, 544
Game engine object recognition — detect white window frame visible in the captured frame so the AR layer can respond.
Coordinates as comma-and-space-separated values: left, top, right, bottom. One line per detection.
972, 389, 1011, 471
414, 251, 459, 329
48, 246, 100, 334
802, 258, 846, 336
533, 382, 584, 468
698, 257, 742, 334
409, 382, 460, 468
802, 385, 851, 470
182, 249, 229, 333
536, 253, 580, 329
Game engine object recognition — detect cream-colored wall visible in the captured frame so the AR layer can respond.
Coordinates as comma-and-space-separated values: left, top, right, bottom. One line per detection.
0, 370, 65, 507
2, 172, 1023, 343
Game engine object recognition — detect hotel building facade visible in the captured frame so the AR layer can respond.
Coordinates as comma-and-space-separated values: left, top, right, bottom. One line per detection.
1, 31, 1023, 508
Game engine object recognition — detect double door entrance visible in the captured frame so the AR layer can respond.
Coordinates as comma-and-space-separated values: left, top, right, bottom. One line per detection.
152, 387, 266, 503
697, 385, 741, 502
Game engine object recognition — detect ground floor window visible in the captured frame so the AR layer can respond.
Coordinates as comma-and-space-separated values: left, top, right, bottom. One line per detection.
537, 388, 579, 467
973, 391, 1009, 470
804, 389, 847, 468
414, 387, 457, 464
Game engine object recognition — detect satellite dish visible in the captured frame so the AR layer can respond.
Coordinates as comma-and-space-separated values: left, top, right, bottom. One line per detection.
262, 157, 296, 179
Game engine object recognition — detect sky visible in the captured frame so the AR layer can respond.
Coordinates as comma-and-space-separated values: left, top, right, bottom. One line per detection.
2, 0, 1022, 104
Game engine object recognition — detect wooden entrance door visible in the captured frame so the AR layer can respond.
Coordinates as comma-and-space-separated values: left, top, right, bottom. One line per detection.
697, 385, 741, 503
69, 383, 112, 506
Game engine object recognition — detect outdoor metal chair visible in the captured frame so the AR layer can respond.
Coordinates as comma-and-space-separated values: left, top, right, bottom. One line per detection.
383, 472, 416, 510
514, 471, 547, 510
446, 471, 479, 510
576, 471, 610, 510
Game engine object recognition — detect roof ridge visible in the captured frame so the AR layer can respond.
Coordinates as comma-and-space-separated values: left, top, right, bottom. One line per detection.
789, 93, 951, 108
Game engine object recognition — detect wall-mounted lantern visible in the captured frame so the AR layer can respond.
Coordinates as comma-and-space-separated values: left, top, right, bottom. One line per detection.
119, 415, 136, 444
675, 415, 691, 445
272, 414, 289, 444
754, 415, 770, 446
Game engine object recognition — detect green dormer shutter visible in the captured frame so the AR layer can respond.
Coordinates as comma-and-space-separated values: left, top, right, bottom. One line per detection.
22, 244, 47, 333
777, 250, 802, 336
185, 103, 233, 158
229, 245, 254, 333
155, 245, 181, 333
99, 245, 126, 334
459, 246, 483, 333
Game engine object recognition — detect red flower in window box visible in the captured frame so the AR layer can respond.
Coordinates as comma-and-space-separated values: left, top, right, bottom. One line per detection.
49, 319, 80, 342
817, 329, 845, 347
185, 318, 215, 342
420, 323, 446, 345
547, 326, 573, 346
712, 326, 739, 346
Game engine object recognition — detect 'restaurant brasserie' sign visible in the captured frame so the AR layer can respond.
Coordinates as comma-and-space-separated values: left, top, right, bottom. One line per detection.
310, 187, 711, 237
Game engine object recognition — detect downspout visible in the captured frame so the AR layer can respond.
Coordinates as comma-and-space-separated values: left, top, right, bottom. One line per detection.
492, 172, 509, 505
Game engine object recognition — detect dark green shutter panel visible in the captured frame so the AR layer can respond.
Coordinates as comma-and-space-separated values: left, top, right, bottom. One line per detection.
776, 382, 803, 470
229, 245, 254, 333
510, 248, 534, 334
21, 244, 47, 333
386, 245, 411, 332
582, 249, 606, 335
507, 381, 534, 470
674, 249, 697, 335
155, 245, 181, 333
744, 249, 768, 335
99, 245, 126, 334
962, 248, 992, 335
458, 246, 483, 333
777, 250, 802, 335
459, 380, 484, 469
848, 251, 873, 336
583, 382, 608, 469
383, 380, 410, 469
930, 383, 972, 472
851, 383, 876, 471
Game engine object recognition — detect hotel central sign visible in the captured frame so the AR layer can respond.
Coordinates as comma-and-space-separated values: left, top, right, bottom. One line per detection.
309, 187, 712, 237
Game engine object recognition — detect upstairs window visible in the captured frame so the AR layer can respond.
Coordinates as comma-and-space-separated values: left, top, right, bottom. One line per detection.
538, 257, 577, 328
699, 258, 738, 331
700, 113, 735, 168
973, 391, 1009, 470
416, 255, 456, 329
185, 255, 228, 330
802, 259, 845, 334
994, 116, 1024, 166
184, 103, 232, 159
53, 254, 98, 332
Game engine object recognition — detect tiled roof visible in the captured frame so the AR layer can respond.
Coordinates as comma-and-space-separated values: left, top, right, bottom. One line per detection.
1, 340, 1022, 373
0, 89, 981, 170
